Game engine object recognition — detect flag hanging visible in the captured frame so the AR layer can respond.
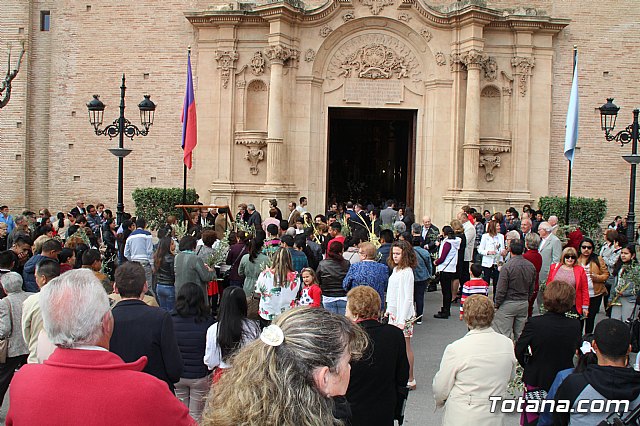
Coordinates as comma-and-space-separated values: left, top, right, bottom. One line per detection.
564, 50, 579, 165
181, 53, 197, 169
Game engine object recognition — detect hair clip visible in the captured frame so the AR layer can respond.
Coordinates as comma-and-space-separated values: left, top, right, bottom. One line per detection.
260, 324, 284, 347
580, 341, 595, 355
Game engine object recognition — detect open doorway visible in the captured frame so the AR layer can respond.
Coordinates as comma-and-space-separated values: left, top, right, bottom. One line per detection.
327, 107, 416, 208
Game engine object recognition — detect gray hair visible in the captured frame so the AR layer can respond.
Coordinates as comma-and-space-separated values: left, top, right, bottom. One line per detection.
393, 221, 406, 234
525, 232, 541, 250
14, 214, 25, 224
506, 230, 520, 242
40, 269, 110, 348
247, 203, 256, 212
538, 221, 552, 233
0, 272, 23, 294
411, 223, 422, 234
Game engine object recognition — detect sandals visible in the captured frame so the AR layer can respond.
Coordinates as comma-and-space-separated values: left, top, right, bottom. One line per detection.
407, 379, 417, 391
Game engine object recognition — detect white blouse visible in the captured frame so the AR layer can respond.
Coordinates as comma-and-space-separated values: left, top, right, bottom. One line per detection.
204, 319, 260, 370
386, 267, 415, 326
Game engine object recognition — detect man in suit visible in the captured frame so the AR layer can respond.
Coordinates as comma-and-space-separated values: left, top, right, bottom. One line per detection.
197, 207, 215, 230
287, 202, 301, 228
109, 261, 183, 392
246, 204, 262, 230
380, 200, 397, 227
537, 221, 563, 312
69, 200, 86, 218
421, 216, 440, 254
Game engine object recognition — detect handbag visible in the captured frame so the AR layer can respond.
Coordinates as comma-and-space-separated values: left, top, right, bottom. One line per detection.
0, 301, 13, 364
246, 295, 261, 321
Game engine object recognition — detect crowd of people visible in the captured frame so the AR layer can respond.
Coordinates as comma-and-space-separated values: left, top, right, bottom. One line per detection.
0, 198, 639, 425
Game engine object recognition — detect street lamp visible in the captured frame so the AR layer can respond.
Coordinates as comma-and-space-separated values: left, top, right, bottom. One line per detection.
86, 74, 156, 225
599, 98, 640, 243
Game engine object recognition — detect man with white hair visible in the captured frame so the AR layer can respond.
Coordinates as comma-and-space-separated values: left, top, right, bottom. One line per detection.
246, 203, 262, 229
6, 270, 194, 425
548, 215, 559, 233
537, 221, 563, 311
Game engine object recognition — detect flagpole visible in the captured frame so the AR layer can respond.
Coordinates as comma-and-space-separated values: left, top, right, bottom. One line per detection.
182, 46, 191, 223
565, 46, 578, 225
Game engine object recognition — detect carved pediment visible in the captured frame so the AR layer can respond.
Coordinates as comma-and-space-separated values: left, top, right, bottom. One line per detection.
328, 34, 421, 81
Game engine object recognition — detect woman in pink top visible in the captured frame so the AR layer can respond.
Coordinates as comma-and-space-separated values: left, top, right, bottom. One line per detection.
546, 247, 589, 317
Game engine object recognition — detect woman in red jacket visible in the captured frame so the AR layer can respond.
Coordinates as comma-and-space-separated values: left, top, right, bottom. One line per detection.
546, 247, 590, 318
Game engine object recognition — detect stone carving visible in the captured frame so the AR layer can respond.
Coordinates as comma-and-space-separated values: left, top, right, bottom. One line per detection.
246, 147, 265, 175
328, 34, 420, 80
264, 44, 297, 65
480, 155, 501, 182
338, 44, 409, 79
360, 0, 394, 15
304, 49, 316, 62
398, 12, 411, 22
214, 50, 239, 89
511, 56, 535, 96
483, 57, 498, 81
320, 25, 333, 37
247, 80, 267, 92
481, 86, 501, 97
460, 49, 488, 69
250, 51, 266, 76
420, 28, 433, 42
501, 70, 514, 95
435, 52, 446, 66
342, 11, 355, 22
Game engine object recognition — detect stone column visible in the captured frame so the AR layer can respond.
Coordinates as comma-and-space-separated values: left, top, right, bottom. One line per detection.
264, 44, 295, 185
461, 49, 487, 192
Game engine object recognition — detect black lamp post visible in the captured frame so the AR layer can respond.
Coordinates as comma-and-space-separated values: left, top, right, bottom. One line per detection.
87, 74, 156, 225
599, 98, 640, 243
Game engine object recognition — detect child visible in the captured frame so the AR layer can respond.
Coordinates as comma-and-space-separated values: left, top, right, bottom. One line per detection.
460, 263, 490, 320
298, 267, 322, 307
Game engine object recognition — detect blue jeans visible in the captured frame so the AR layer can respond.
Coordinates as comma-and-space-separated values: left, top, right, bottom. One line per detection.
157, 284, 175, 311
323, 299, 347, 316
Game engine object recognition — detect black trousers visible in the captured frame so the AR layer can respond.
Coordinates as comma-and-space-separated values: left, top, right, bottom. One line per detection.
459, 260, 470, 289
439, 272, 455, 315
584, 294, 604, 334
0, 354, 27, 405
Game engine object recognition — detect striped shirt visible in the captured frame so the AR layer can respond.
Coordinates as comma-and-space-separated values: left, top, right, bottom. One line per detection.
460, 278, 489, 314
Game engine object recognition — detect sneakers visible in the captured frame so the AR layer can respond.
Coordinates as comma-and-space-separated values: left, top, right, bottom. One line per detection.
416, 321, 423, 325
433, 311, 450, 319
407, 379, 417, 390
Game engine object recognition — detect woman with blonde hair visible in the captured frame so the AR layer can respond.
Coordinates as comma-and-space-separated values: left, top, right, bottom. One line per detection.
546, 247, 590, 318
255, 247, 301, 327
386, 240, 418, 390
477, 219, 504, 296
433, 295, 516, 425
201, 306, 368, 426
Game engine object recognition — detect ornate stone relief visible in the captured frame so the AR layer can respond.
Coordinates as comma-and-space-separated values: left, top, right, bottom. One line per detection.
479, 155, 501, 182
481, 86, 500, 97
460, 49, 488, 69
398, 12, 411, 22
511, 56, 535, 96
328, 34, 420, 80
483, 57, 497, 81
342, 11, 355, 22
214, 50, 239, 89
304, 49, 316, 62
435, 52, 447, 66
420, 28, 433, 42
501, 70, 514, 95
320, 25, 333, 37
250, 51, 265, 76
264, 44, 298, 65
245, 147, 265, 175
360, 0, 394, 15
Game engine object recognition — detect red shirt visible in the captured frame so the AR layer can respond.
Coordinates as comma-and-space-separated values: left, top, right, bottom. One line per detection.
326, 235, 346, 257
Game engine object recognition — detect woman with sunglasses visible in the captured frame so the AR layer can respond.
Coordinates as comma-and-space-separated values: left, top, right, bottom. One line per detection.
577, 238, 609, 333
547, 247, 590, 319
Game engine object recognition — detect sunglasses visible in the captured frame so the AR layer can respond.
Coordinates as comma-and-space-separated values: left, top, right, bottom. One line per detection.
564, 255, 577, 260
581, 245, 593, 250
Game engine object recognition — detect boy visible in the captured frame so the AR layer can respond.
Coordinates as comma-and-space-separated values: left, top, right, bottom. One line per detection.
460, 263, 490, 320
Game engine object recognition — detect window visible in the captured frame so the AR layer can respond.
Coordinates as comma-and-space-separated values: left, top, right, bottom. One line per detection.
40, 11, 50, 31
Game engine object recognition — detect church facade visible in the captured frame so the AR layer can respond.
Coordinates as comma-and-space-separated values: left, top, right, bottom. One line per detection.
1, 0, 638, 226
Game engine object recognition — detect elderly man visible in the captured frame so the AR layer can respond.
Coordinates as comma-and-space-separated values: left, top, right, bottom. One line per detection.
548, 215, 559, 233
537, 221, 563, 312
7, 270, 194, 425
246, 203, 262, 229
421, 216, 440, 254
457, 211, 476, 286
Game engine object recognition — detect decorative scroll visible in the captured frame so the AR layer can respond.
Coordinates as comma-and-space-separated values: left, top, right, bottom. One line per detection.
264, 44, 297, 65
435, 52, 446, 66
304, 49, 316, 62
360, 0, 394, 15
342, 11, 355, 22
320, 25, 333, 37
398, 12, 411, 22
250, 51, 265, 76
480, 155, 501, 182
460, 49, 488, 69
511, 56, 535, 96
483, 57, 497, 81
214, 50, 239, 89
246, 147, 265, 175
420, 28, 432, 42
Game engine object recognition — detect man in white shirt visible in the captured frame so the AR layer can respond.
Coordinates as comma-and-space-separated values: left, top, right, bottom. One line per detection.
537, 221, 562, 312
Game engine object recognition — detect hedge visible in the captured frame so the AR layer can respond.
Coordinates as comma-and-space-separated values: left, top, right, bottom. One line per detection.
132, 188, 197, 230
537, 196, 607, 233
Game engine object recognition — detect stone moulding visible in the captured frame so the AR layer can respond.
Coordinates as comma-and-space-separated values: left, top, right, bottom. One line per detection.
479, 137, 511, 154
235, 131, 267, 175
479, 155, 501, 182
511, 56, 535, 96
214, 50, 239, 89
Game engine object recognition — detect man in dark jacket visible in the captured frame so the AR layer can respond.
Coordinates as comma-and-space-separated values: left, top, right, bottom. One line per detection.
554, 319, 640, 425
22, 239, 61, 293
110, 261, 183, 392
